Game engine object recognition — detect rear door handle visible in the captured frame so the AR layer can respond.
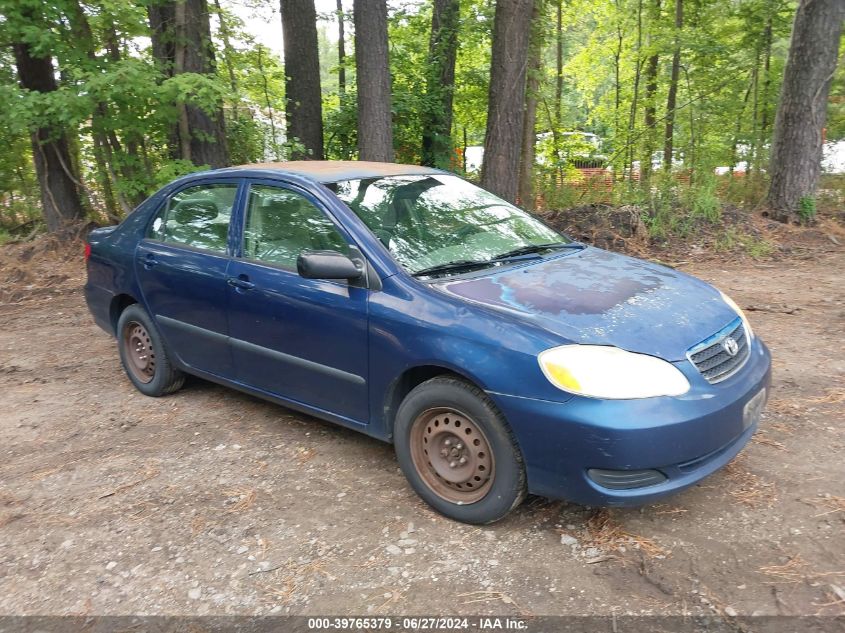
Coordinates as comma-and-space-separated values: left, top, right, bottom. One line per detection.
227, 276, 255, 290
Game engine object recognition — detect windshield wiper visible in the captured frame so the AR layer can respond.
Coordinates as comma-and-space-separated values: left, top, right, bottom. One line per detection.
412, 259, 496, 278
491, 241, 585, 261
412, 243, 585, 278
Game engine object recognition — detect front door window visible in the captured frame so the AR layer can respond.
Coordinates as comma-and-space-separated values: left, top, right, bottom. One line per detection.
243, 185, 350, 268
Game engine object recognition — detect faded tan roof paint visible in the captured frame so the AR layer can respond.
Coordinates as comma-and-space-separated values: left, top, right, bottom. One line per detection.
231, 160, 443, 183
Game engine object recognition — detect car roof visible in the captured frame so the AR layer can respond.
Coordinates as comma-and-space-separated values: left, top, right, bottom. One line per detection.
228, 161, 445, 184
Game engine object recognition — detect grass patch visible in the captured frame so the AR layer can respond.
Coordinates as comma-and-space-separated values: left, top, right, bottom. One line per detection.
714, 227, 774, 258
798, 195, 817, 224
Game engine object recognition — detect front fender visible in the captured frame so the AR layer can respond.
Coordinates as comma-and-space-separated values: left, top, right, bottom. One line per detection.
367, 274, 572, 438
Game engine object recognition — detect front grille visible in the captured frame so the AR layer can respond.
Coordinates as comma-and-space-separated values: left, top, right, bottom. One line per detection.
687, 317, 750, 383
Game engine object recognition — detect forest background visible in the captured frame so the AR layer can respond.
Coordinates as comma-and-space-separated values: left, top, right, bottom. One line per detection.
0, 0, 843, 243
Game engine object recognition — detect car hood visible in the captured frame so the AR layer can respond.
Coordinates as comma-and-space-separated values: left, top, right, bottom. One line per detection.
435, 247, 738, 361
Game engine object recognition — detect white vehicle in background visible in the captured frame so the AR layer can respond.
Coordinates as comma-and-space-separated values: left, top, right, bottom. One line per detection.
463, 146, 484, 173
536, 132, 608, 168
462, 132, 609, 174
822, 139, 845, 173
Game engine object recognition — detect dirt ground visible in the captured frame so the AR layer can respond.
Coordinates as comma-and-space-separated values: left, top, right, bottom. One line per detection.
0, 228, 843, 619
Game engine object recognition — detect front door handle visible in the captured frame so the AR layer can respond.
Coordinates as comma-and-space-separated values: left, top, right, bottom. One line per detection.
141, 253, 158, 269
227, 275, 255, 290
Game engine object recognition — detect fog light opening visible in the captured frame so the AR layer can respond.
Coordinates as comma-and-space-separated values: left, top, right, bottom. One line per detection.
587, 468, 668, 490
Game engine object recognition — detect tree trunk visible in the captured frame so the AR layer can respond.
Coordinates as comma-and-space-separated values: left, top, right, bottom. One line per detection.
66, 0, 139, 213
337, 0, 347, 95
662, 0, 682, 172
747, 44, 761, 184
641, 0, 660, 183
148, 1, 181, 161
421, 0, 459, 167
759, 13, 773, 147
91, 135, 121, 223
767, 0, 844, 221
176, 0, 230, 168
104, 18, 121, 62
148, 0, 229, 168
519, 1, 543, 210
353, 0, 394, 162
256, 46, 280, 160
555, 0, 563, 127
281, 0, 324, 160
729, 75, 753, 173
336, 0, 352, 158
626, 0, 644, 174
213, 0, 239, 95
13, 42, 85, 232
613, 0, 623, 177
683, 66, 695, 180
481, 0, 534, 202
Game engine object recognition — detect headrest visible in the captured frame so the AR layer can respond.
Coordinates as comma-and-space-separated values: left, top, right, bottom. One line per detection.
260, 196, 305, 218
254, 196, 308, 241
172, 199, 218, 224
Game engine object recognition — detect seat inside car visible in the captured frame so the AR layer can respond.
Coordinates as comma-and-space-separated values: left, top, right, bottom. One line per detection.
249, 197, 313, 266
168, 199, 228, 251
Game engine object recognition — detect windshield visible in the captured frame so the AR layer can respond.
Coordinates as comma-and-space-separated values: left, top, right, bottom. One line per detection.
329, 174, 567, 275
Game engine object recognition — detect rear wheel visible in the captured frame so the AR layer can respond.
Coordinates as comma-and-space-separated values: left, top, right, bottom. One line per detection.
394, 377, 526, 524
117, 304, 184, 397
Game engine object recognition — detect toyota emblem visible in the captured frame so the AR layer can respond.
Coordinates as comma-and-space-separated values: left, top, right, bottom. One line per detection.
722, 337, 739, 357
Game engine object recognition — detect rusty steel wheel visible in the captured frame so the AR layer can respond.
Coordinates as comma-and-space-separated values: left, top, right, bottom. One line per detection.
122, 320, 156, 384
395, 377, 526, 523
116, 304, 184, 397
409, 407, 495, 504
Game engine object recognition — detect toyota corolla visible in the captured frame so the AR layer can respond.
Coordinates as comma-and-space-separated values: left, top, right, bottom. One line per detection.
84, 161, 771, 524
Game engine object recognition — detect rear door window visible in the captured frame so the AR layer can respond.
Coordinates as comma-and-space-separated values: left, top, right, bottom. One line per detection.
148, 183, 238, 254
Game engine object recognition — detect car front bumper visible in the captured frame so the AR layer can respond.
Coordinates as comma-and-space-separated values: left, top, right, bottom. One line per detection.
491, 338, 772, 507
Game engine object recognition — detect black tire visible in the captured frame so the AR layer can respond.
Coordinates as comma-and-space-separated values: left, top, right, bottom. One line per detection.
116, 304, 185, 397
394, 376, 526, 524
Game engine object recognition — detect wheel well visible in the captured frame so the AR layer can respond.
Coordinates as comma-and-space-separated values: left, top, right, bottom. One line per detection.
383, 365, 478, 438
110, 294, 138, 333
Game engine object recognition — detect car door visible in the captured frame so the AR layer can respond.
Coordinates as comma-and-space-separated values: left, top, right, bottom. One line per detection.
136, 179, 242, 377
227, 180, 369, 424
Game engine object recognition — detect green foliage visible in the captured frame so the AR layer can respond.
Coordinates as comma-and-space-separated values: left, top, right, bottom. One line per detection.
0, 0, 829, 246
826, 47, 845, 141
386, 1, 433, 163
226, 115, 265, 165
452, 0, 494, 146
683, 173, 721, 223
324, 92, 358, 159
798, 195, 817, 223
151, 160, 210, 189
744, 236, 775, 258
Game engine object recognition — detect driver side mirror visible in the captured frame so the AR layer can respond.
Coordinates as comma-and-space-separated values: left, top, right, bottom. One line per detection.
297, 250, 364, 281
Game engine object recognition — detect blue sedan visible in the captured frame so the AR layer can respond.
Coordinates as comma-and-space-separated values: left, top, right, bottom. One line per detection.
84, 161, 771, 524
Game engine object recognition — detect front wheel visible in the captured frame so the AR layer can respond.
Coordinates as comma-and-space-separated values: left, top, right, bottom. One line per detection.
116, 304, 185, 397
394, 377, 526, 524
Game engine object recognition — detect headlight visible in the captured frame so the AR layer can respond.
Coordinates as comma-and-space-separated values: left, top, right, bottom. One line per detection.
538, 345, 690, 399
718, 290, 754, 339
